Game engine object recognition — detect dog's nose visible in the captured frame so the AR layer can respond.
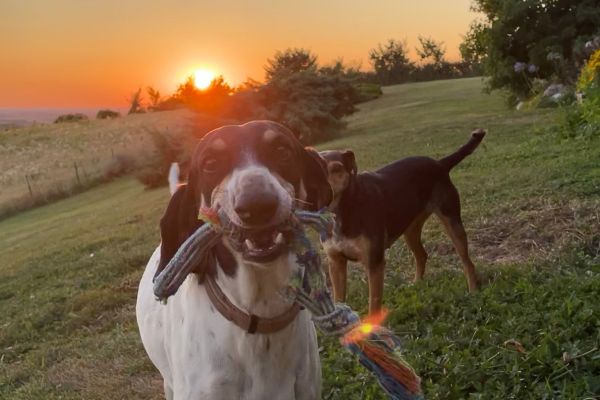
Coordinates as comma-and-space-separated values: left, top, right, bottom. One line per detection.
234, 192, 278, 226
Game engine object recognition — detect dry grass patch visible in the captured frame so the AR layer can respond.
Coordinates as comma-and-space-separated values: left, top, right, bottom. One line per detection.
0, 109, 196, 215
471, 198, 600, 263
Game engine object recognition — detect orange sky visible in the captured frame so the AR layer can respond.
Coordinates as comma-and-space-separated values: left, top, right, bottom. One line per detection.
0, 0, 478, 108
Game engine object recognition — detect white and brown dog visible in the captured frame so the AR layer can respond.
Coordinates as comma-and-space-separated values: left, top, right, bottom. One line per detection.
136, 121, 332, 400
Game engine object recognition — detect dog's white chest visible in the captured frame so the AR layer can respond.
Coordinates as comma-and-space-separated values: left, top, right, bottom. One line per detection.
136, 246, 321, 400
324, 234, 370, 263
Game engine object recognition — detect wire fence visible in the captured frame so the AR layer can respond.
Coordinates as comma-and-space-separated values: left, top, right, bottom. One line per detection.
1, 149, 130, 220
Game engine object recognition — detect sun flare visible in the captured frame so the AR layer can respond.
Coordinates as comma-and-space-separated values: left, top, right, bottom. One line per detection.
194, 69, 215, 90
342, 308, 389, 345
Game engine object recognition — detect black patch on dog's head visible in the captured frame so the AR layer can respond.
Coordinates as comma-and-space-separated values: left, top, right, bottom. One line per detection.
321, 149, 357, 175
187, 120, 332, 211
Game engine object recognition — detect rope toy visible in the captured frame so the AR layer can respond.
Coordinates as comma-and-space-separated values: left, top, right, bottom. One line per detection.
153, 208, 424, 400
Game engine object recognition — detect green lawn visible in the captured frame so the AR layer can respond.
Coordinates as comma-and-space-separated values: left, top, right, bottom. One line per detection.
1, 78, 599, 399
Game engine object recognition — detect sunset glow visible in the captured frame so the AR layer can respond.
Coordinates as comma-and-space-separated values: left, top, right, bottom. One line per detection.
0, 1, 477, 107
194, 70, 215, 90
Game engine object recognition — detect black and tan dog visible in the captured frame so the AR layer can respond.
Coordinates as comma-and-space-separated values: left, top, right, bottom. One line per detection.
320, 129, 486, 313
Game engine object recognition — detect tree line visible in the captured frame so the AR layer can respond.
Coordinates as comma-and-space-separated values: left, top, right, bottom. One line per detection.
125, 35, 481, 146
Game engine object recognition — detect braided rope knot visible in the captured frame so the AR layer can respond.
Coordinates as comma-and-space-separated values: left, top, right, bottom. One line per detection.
312, 303, 360, 336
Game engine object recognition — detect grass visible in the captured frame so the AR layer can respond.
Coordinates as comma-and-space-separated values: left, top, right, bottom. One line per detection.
0, 109, 196, 218
1, 78, 599, 399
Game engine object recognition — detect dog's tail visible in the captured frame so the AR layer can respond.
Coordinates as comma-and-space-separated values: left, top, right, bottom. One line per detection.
439, 129, 486, 171
168, 162, 180, 196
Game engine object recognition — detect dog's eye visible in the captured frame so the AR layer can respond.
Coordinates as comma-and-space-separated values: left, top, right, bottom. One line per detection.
276, 146, 292, 163
202, 157, 219, 173
330, 164, 344, 174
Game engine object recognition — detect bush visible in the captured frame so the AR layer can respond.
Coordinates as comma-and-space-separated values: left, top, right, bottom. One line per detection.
54, 113, 88, 123
134, 127, 194, 189
219, 50, 362, 145
102, 154, 136, 180
561, 96, 600, 139
135, 129, 177, 188
96, 109, 120, 119
559, 49, 600, 139
170, 75, 232, 115
259, 70, 359, 144
462, 0, 600, 101
353, 83, 383, 103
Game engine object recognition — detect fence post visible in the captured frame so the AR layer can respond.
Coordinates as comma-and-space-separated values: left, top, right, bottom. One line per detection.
74, 161, 81, 185
25, 175, 33, 198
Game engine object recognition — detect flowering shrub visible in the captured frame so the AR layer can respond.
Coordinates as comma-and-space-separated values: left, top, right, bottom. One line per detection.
577, 49, 600, 94
562, 49, 600, 139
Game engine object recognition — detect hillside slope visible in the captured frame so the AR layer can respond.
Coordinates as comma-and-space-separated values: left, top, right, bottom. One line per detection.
0, 109, 197, 213
1, 78, 598, 399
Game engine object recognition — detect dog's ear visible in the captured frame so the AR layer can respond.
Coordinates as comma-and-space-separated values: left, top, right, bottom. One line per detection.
155, 184, 202, 280
342, 150, 357, 175
302, 147, 333, 210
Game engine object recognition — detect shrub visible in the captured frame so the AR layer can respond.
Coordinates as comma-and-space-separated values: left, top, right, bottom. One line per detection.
259, 70, 359, 144
353, 83, 383, 103
166, 75, 232, 115
218, 50, 362, 145
135, 129, 177, 188
577, 49, 600, 95
102, 154, 136, 180
96, 109, 120, 119
461, 0, 600, 101
134, 127, 193, 189
54, 113, 88, 123
560, 49, 600, 139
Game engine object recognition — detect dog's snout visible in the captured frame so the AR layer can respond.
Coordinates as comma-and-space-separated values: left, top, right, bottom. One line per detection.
226, 165, 291, 228
234, 191, 278, 226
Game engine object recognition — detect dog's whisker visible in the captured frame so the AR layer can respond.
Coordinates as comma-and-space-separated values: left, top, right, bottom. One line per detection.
294, 198, 311, 206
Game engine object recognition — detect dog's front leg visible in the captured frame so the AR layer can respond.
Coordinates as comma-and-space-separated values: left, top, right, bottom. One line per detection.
366, 261, 385, 314
327, 250, 348, 303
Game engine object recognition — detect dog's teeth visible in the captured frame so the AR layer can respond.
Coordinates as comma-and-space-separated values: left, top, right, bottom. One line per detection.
245, 239, 256, 250
275, 232, 284, 244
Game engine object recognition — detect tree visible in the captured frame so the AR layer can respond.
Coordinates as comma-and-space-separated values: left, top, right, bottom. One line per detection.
259, 70, 358, 144
247, 49, 360, 144
171, 75, 232, 114
416, 36, 446, 66
265, 48, 318, 80
459, 20, 488, 66
319, 58, 366, 81
127, 88, 144, 114
174, 77, 199, 104
461, 0, 600, 101
146, 86, 162, 109
369, 39, 414, 85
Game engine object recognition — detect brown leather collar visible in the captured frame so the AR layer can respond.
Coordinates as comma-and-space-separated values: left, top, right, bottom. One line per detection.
205, 274, 301, 334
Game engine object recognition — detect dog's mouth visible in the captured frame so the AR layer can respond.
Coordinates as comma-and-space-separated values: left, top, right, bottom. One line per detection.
227, 222, 293, 263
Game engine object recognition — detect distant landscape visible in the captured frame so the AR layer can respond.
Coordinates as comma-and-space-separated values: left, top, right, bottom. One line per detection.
0, 108, 198, 219
0, 108, 126, 128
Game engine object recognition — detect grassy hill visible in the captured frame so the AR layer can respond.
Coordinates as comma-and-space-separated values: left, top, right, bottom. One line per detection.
0, 109, 197, 217
1, 78, 598, 399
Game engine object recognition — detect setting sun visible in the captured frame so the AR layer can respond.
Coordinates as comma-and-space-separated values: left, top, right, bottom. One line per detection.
194, 69, 215, 90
